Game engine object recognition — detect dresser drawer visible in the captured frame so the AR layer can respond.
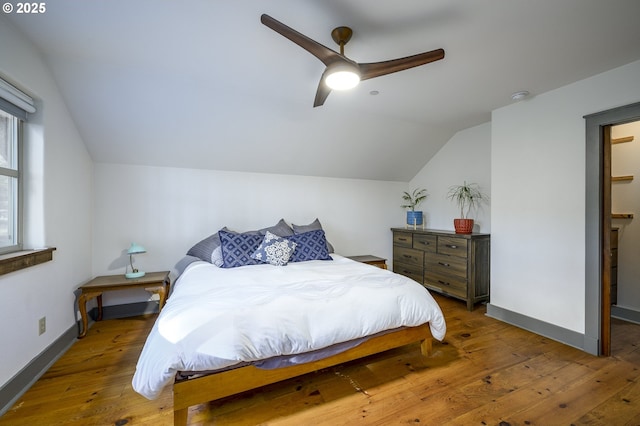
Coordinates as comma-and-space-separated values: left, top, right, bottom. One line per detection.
393, 246, 423, 268
425, 253, 467, 279
393, 232, 413, 247
413, 234, 437, 253
424, 270, 467, 299
393, 262, 423, 284
437, 236, 468, 258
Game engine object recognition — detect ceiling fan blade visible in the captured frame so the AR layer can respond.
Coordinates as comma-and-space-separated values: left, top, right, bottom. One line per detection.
313, 69, 332, 107
261, 14, 341, 66
358, 48, 445, 81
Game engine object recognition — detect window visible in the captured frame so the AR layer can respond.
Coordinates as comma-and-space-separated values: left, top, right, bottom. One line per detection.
0, 109, 21, 253
0, 77, 35, 255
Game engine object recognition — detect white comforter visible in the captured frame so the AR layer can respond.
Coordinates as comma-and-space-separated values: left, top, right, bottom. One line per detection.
132, 254, 446, 400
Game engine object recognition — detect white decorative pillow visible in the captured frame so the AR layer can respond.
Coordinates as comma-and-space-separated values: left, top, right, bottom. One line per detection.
252, 231, 297, 266
210, 246, 224, 267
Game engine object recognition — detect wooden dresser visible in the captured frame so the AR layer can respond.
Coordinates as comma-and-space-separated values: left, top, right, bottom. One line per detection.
391, 228, 490, 310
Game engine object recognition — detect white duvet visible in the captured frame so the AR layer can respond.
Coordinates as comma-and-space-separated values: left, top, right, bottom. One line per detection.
132, 254, 446, 400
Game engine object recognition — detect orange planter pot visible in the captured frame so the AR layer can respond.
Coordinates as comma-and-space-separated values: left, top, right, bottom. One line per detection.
453, 218, 474, 234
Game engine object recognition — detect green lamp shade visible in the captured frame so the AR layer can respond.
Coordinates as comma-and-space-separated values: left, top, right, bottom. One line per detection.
127, 243, 146, 255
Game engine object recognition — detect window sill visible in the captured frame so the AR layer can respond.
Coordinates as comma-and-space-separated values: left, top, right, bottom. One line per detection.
0, 247, 56, 276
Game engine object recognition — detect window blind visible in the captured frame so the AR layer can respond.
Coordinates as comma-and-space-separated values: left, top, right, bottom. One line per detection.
0, 78, 36, 120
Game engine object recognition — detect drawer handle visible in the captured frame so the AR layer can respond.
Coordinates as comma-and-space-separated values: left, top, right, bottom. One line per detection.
438, 262, 450, 267
403, 254, 413, 259
446, 244, 458, 249
398, 238, 408, 241
438, 280, 450, 286
420, 241, 431, 246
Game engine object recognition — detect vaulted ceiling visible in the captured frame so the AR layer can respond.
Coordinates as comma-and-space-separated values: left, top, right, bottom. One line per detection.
5, 0, 640, 181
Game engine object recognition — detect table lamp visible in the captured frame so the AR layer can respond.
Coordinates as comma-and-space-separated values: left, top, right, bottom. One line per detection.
126, 243, 146, 279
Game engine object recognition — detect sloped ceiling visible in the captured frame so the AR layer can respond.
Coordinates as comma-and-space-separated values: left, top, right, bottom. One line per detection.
4, 0, 640, 181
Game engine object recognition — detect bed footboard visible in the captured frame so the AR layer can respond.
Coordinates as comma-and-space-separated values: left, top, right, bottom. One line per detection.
172, 323, 433, 425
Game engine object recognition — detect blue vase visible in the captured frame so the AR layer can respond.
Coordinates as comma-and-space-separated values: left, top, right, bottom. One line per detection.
406, 211, 423, 226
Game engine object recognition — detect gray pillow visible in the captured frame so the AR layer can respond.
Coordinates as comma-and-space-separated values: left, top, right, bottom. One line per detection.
291, 218, 323, 234
291, 218, 335, 253
259, 218, 294, 237
186, 232, 221, 262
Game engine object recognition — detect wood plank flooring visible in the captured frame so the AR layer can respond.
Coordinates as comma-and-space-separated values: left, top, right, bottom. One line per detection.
2, 294, 640, 425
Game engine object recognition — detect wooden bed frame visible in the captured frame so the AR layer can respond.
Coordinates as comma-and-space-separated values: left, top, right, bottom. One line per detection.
172, 323, 433, 425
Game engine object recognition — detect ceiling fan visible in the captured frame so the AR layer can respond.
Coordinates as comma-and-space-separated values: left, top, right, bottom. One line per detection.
260, 14, 445, 107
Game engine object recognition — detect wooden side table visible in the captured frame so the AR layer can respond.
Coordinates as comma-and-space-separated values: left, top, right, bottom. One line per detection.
346, 255, 387, 269
77, 271, 170, 338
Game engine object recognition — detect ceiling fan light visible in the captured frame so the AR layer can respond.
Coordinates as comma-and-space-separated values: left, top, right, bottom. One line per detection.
325, 65, 360, 90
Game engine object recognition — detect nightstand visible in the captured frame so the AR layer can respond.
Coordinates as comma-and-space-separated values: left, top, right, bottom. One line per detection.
346, 255, 387, 269
77, 271, 170, 338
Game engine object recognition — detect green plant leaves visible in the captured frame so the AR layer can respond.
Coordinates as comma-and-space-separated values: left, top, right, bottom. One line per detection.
401, 188, 428, 211
446, 181, 485, 219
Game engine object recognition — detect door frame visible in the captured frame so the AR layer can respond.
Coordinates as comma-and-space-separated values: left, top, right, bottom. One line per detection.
585, 101, 640, 356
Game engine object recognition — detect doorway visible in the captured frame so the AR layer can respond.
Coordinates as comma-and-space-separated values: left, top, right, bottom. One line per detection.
585, 101, 640, 356
610, 121, 640, 354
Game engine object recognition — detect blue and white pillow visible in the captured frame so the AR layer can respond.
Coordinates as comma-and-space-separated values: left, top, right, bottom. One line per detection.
219, 229, 264, 268
288, 229, 332, 262
292, 218, 335, 253
252, 231, 297, 266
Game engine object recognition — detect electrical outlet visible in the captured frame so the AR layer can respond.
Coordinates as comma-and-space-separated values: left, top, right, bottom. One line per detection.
38, 317, 46, 335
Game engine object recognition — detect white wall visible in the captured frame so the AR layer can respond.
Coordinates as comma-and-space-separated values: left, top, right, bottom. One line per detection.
92, 163, 408, 306
410, 122, 491, 233
491, 59, 640, 334
0, 18, 93, 387
612, 121, 640, 311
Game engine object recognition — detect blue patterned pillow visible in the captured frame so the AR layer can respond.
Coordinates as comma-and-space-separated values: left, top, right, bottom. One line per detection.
251, 231, 297, 266
288, 229, 332, 262
219, 230, 264, 268
292, 218, 335, 253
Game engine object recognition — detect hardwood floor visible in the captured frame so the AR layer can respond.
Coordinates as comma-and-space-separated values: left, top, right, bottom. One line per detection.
2, 294, 640, 425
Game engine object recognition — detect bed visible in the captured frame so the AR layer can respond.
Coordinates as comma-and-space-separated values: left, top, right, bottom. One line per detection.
132, 223, 446, 425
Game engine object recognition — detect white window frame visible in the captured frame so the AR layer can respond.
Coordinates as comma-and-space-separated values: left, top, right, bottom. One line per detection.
0, 77, 35, 255
0, 109, 23, 254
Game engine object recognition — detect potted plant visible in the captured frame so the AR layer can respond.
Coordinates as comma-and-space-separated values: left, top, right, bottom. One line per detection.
447, 181, 486, 234
401, 188, 428, 228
